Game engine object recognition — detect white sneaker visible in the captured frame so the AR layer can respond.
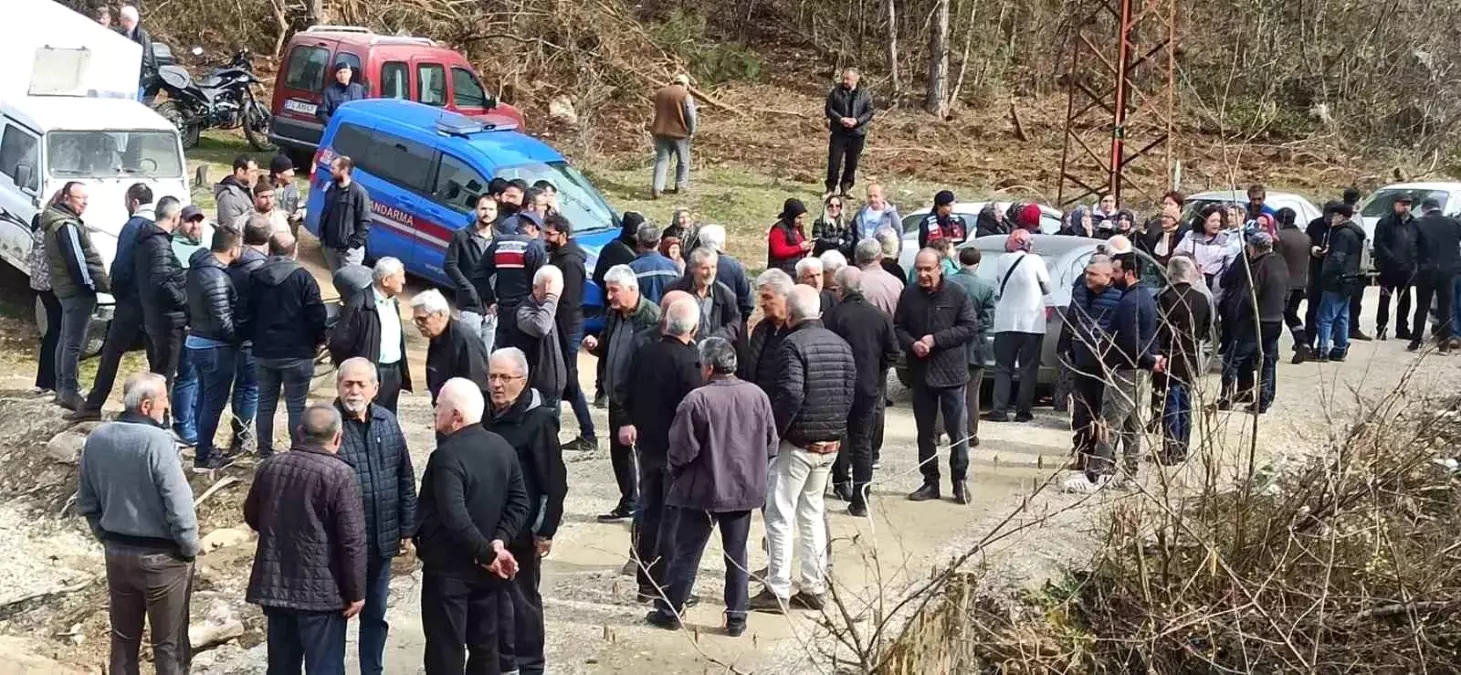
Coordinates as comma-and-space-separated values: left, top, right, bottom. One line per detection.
1062, 473, 1112, 494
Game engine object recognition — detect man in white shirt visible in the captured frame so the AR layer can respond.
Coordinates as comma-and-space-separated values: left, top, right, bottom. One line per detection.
985, 230, 1051, 422
328, 258, 413, 413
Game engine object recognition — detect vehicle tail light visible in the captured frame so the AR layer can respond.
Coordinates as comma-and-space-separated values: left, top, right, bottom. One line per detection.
311, 147, 337, 178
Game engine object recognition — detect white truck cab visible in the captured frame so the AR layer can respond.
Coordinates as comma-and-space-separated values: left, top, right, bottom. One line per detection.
2, 0, 190, 338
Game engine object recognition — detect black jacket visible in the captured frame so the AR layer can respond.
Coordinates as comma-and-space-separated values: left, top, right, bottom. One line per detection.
770, 320, 856, 447
592, 215, 642, 289
824, 292, 899, 398
623, 336, 704, 464
319, 180, 372, 252
1305, 216, 1332, 284
812, 216, 855, 258
443, 225, 492, 313
320, 81, 366, 123
229, 247, 268, 343
244, 446, 366, 611
1276, 226, 1311, 290
329, 290, 414, 393
1157, 283, 1212, 385
974, 207, 1009, 239
1374, 212, 1419, 272
336, 402, 416, 559
550, 240, 588, 341
185, 249, 237, 344
483, 389, 567, 541
739, 320, 791, 395
414, 425, 530, 579
426, 318, 491, 402
1320, 220, 1366, 292
480, 232, 546, 310
124, 25, 158, 81
824, 84, 875, 137
1415, 211, 1461, 278
133, 221, 187, 330
1220, 251, 1289, 330
245, 257, 327, 360
893, 279, 979, 389
667, 275, 743, 343
880, 259, 908, 287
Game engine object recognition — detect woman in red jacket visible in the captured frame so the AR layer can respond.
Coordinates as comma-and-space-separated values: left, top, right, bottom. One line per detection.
766, 198, 812, 275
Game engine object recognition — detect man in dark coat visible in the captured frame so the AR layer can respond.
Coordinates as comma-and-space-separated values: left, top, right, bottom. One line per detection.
319, 62, 366, 124
134, 197, 188, 399
589, 213, 646, 408
621, 296, 704, 601
1218, 232, 1289, 412
1373, 193, 1419, 340
1411, 198, 1461, 353
749, 286, 855, 613
244, 405, 367, 672
693, 224, 755, 323
825, 267, 899, 516
648, 337, 777, 636
71, 184, 153, 420
243, 231, 328, 456
318, 156, 372, 272
444, 195, 497, 347
823, 67, 875, 196
1057, 256, 1122, 469
894, 249, 979, 504
482, 349, 567, 675
515, 265, 567, 408
411, 290, 491, 402
415, 379, 530, 674
667, 247, 742, 342
333, 359, 416, 675
329, 258, 413, 412
222, 216, 272, 454
544, 214, 597, 450
739, 269, 795, 395
1315, 204, 1367, 361
117, 6, 158, 99
184, 227, 242, 470
1156, 257, 1211, 463
1273, 208, 1312, 362
1302, 205, 1336, 352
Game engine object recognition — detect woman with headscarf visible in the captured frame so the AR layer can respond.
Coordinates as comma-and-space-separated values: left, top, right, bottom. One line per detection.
660, 222, 686, 273
1113, 210, 1137, 237
974, 202, 1008, 238
1059, 206, 1097, 237
812, 194, 855, 258
767, 197, 812, 275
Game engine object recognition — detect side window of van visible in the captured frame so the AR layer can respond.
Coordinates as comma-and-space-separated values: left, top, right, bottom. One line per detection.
418, 64, 447, 107
283, 46, 329, 91
331, 123, 374, 166
451, 68, 487, 108
334, 53, 364, 86
380, 62, 409, 100
433, 154, 487, 213
0, 125, 39, 192
369, 133, 436, 193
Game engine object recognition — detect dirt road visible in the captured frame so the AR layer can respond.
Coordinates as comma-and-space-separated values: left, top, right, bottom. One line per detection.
1, 273, 1458, 673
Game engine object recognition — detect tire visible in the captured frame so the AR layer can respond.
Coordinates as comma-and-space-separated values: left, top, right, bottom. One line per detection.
242, 96, 276, 151
156, 100, 200, 149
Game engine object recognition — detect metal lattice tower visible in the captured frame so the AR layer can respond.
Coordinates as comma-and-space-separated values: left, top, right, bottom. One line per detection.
1056, 0, 1177, 208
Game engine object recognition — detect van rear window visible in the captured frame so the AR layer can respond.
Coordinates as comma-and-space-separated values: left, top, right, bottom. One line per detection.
283, 46, 330, 91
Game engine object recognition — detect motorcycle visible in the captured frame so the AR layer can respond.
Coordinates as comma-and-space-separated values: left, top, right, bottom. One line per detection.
152, 47, 274, 151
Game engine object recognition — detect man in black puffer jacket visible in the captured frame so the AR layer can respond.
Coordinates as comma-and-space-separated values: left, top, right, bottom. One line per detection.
1411, 198, 1461, 353
135, 197, 188, 389
184, 228, 242, 470
225, 216, 272, 454
894, 249, 978, 504
1315, 204, 1367, 361
333, 358, 416, 675
1373, 193, 1419, 340
748, 285, 855, 613
1218, 232, 1288, 412
243, 231, 328, 456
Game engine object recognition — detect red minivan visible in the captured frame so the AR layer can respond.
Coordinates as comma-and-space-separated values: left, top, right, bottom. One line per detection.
268, 25, 523, 163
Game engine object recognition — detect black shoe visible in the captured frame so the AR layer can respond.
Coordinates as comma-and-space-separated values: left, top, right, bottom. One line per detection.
64, 406, 103, 422
747, 588, 786, 614
593, 392, 607, 409
1442, 342, 1453, 355
597, 506, 634, 522
1329, 349, 1347, 362
982, 411, 1012, 423
907, 483, 940, 502
790, 591, 826, 611
1316, 354, 1330, 363
952, 481, 969, 505
644, 609, 680, 630
725, 619, 747, 637
1407, 340, 1423, 352
1397, 328, 1414, 341
830, 482, 853, 502
1244, 403, 1269, 415
1014, 412, 1035, 423
563, 435, 598, 452
55, 393, 79, 411
1351, 329, 1373, 341
192, 456, 235, 473
1216, 398, 1233, 411
1291, 345, 1310, 365
847, 501, 868, 517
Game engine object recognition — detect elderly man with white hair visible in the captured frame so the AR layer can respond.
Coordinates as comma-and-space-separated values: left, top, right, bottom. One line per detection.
795, 255, 838, 315
853, 237, 903, 315
329, 257, 413, 413
416, 378, 530, 674
739, 269, 796, 394
411, 289, 490, 403
695, 224, 755, 321
514, 264, 567, 408
584, 264, 662, 521
748, 285, 855, 613
820, 249, 848, 297
667, 247, 742, 342
117, 5, 158, 101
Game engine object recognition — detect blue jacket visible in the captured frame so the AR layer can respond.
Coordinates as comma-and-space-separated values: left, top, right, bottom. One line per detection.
111, 207, 153, 305
320, 81, 365, 123
1106, 285, 1159, 371
629, 250, 681, 305
716, 253, 755, 319
1060, 281, 1124, 370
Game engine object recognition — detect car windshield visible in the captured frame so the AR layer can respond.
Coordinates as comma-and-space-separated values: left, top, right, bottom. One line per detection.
494, 161, 615, 233
1362, 189, 1451, 218
47, 130, 183, 179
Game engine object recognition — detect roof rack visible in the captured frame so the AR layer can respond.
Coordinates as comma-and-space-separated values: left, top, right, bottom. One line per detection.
304, 25, 372, 33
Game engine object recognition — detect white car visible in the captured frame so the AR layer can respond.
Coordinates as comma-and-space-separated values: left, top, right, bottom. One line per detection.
897, 201, 1063, 272
1359, 181, 1461, 239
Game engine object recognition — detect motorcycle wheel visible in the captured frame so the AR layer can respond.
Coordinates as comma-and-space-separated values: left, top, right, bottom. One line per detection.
243, 98, 276, 151
155, 100, 201, 149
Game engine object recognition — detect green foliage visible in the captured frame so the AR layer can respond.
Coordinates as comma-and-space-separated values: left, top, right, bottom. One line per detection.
650, 9, 764, 85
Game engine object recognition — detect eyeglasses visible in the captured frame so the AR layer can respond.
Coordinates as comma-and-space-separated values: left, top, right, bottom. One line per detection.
487, 373, 524, 382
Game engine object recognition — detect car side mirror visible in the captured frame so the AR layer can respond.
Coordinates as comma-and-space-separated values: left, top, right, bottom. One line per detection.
485, 94, 498, 110
14, 164, 33, 192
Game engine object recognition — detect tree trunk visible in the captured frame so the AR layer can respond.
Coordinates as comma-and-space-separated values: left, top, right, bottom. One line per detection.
886, 0, 900, 95
925, 0, 950, 116
308, 0, 326, 25
948, 0, 979, 105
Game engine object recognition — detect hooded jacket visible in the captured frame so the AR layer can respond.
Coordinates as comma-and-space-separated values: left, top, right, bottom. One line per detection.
1319, 220, 1366, 292
186, 248, 237, 344
770, 320, 856, 447
42, 203, 109, 300
133, 220, 186, 329
483, 388, 567, 542
516, 292, 566, 401
426, 318, 491, 402
592, 214, 642, 289
549, 239, 588, 341
852, 203, 901, 243
214, 175, 252, 227
245, 257, 327, 359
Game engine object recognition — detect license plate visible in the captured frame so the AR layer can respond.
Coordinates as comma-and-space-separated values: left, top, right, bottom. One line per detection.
283, 99, 317, 116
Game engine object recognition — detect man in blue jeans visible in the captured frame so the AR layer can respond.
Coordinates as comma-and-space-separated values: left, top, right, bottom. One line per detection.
1314, 203, 1367, 362
227, 216, 272, 454
240, 230, 327, 456
183, 227, 242, 470
543, 214, 597, 450
333, 358, 416, 675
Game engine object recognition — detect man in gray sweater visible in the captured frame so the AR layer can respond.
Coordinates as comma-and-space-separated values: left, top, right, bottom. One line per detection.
77, 372, 199, 675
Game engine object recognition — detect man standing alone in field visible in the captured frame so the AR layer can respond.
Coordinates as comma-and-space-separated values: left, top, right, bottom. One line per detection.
824, 68, 875, 198
650, 74, 697, 200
